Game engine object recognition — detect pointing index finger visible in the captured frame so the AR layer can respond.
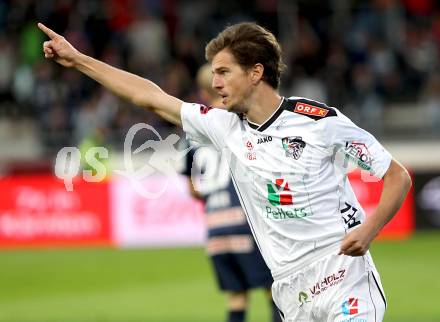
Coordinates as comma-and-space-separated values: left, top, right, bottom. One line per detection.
37, 23, 59, 39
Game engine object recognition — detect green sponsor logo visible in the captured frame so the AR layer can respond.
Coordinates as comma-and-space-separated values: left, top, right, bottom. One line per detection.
267, 179, 293, 206
265, 206, 308, 219
265, 179, 310, 219
298, 291, 311, 307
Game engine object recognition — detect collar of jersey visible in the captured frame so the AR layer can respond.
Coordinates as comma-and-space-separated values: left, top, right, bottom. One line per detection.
246, 97, 287, 132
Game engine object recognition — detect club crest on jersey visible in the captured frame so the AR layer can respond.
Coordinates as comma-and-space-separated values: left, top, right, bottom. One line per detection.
282, 136, 306, 160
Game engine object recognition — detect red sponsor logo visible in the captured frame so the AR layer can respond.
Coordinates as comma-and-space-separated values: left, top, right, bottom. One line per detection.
275, 179, 293, 205
245, 152, 257, 160
267, 179, 293, 206
342, 298, 359, 316
246, 140, 254, 150
200, 105, 213, 114
294, 102, 328, 117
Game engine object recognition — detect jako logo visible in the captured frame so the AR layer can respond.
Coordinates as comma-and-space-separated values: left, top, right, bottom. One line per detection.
257, 136, 272, 144
267, 179, 293, 206
342, 298, 359, 316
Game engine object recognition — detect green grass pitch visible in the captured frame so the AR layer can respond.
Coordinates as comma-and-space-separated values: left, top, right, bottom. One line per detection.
0, 232, 439, 322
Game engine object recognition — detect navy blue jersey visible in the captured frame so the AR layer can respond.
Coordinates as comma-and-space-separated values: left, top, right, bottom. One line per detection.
184, 142, 273, 291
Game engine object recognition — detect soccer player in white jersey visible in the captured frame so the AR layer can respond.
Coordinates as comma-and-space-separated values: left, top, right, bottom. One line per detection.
184, 64, 281, 322
39, 22, 412, 322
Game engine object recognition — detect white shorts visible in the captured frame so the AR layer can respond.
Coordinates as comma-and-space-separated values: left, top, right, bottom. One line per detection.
272, 251, 386, 322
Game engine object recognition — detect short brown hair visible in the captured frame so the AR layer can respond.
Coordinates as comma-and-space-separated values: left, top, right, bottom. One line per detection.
205, 22, 285, 89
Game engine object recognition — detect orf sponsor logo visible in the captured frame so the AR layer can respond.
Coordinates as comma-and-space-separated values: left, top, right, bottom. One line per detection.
294, 102, 328, 117
342, 298, 359, 316
267, 179, 293, 206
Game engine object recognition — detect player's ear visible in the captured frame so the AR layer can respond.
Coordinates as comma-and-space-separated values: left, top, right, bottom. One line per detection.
250, 63, 264, 85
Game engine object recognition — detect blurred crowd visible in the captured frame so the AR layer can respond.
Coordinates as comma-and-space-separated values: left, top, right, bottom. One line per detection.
0, 0, 439, 158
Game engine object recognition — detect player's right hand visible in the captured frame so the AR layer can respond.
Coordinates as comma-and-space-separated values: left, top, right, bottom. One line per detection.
38, 23, 80, 68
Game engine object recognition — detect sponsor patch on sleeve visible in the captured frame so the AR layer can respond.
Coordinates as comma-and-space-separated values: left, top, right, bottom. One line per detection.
294, 102, 329, 118
200, 104, 213, 115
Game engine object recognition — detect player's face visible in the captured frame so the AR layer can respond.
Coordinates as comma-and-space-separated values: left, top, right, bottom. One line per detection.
211, 49, 253, 113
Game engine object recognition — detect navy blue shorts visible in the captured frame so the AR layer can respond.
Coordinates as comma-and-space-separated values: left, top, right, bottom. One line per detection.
210, 241, 273, 292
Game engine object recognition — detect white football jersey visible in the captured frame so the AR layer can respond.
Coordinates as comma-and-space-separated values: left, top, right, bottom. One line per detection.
181, 97, 392, 279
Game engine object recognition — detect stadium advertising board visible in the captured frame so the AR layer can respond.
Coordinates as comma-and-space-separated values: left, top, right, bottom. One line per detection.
0, 171, 414, 248
413, 172, 440, 229
349, 170, 414, 239
110, 174, 205, 247
0, 175, 111, 247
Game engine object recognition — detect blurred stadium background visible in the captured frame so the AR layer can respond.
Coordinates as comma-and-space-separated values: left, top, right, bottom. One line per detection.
0, 0, 439, 321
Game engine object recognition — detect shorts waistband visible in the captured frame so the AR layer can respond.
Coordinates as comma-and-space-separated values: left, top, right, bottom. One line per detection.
272, 242, 341, 280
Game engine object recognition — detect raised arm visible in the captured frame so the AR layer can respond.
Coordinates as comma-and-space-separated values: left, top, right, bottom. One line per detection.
339, 159, 412, 256
38, 23, 182, 125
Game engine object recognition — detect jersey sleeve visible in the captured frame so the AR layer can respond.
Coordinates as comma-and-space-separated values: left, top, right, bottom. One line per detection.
180, 102, 236, 150
323, 109, 392, 179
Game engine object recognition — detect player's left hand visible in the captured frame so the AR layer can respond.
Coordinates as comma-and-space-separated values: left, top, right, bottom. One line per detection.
339, 224, 377, 256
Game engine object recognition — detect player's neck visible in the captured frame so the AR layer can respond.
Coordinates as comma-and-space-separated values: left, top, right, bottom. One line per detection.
211, 97, 223, 107
244, 84, 282, 125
